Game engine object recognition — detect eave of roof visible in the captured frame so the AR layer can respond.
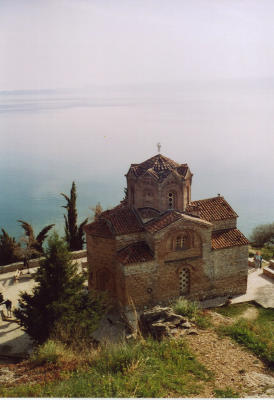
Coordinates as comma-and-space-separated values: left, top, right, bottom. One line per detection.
84, 219, 114, 238
187, 196, 238, 222
145, 210, 211, 234
117, 241, 154, 265
212, 228, 249, 250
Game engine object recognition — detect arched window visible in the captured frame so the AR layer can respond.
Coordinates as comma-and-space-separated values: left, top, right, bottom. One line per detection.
175, 232, 191, 250
167, 192, 176, 208
179, 267, 190, 295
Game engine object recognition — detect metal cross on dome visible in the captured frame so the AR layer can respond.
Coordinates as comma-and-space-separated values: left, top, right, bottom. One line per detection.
157, 142, 161, 153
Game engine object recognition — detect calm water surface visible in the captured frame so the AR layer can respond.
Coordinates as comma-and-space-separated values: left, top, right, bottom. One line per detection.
1, 85, 273, 239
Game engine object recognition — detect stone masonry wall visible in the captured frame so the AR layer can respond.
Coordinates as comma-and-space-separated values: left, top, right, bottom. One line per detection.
120, 224, 248, 308
86, 234, 116, 295
211, 218, 237, 231
116, 232, 146, 251
210, 245, 249, 297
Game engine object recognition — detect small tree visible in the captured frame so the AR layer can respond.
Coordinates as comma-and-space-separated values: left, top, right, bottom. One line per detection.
14, 233, 106, 344
17, 220, 55, 259
61, 182, 88, 251
249, 223, 274, 248
90, 202, 103, 222
0, 229, 20, 266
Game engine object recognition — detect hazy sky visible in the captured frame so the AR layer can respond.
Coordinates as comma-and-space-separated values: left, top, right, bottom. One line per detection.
0, 0, 274, 236
1, 0, 274, 90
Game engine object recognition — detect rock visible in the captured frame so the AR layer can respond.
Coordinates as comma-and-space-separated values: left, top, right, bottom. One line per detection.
150, 322, 170, 340
165, 313, 188, 326
186, 329, 198, 335
140, 306, 173, 325
139, 306, 191, 340
180, 321, 192, 329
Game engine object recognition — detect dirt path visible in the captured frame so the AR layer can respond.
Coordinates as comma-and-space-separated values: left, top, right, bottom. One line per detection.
184, 328, 273, 397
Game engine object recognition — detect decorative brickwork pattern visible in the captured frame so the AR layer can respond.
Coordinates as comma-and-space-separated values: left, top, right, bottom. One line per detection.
126, 154, 188, 180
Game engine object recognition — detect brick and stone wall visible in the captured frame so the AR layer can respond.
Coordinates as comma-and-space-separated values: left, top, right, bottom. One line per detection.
210, 245, 248, 297
116, 232, 146, 251
127, 172, 192, 212
86, 234, 116, 298
211, 218, 237, 231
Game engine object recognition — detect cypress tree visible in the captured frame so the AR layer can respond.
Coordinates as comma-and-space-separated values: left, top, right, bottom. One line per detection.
15, 233, 106, 344
61, 182, 88, 251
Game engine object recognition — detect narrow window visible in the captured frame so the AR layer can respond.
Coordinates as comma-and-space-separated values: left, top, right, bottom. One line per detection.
168, 192, 175, 208
175, 233, 190, 250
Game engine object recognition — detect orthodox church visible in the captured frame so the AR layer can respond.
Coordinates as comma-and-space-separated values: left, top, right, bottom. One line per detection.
84, 153, 249, 310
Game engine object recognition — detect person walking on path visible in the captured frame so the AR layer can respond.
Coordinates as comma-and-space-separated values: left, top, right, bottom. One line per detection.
1, 299, 12, 317
259, 254, 263, 268
254, 252, 261, 269
24, 256, 30, 274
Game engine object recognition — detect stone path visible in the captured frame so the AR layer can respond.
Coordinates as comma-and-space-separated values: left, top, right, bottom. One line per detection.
232, 267, 274, 308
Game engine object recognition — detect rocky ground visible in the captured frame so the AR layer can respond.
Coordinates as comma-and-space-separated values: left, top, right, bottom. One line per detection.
0, 304, 273, 398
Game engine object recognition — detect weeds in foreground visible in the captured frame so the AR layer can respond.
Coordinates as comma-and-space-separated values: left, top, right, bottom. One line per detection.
0, 338, 212, 397
173, 298, 199, 319
173, 298, 212, 329
218, 312, 274, 369
214, 386, 240, 398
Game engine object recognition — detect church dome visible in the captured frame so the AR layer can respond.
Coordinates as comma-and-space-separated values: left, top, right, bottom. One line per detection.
126, 154, 189, 181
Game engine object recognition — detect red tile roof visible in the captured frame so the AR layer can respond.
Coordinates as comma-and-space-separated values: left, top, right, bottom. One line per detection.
145, 210, 182, 233
117, 241, 154, 265
84, 219, 113, 238
126, 154, 189, 180
105, 207, 143, 235
212, 228, 249, 249
85, 206, 143, 237
137, 207, 161, 219
187, 196, 238, 222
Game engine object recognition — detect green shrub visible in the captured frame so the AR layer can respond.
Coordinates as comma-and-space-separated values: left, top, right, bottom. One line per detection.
173, 298, 211, 329
173, 298, 199, 319
30, 340, 64, 366
261, 246, 274, 261
195, 313, 212, 329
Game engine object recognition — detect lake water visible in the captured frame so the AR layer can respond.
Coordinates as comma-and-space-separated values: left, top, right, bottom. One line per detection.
1, 83, 274, 240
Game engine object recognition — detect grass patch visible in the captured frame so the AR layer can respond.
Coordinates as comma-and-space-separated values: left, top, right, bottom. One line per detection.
30, 340, 66, 366
0, 338, 212, 397
217, 306, 274, 369
173, 297, 199, 319
173, 298, 212, 329
213, 303, 250, 318
214, 387, 240, 398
